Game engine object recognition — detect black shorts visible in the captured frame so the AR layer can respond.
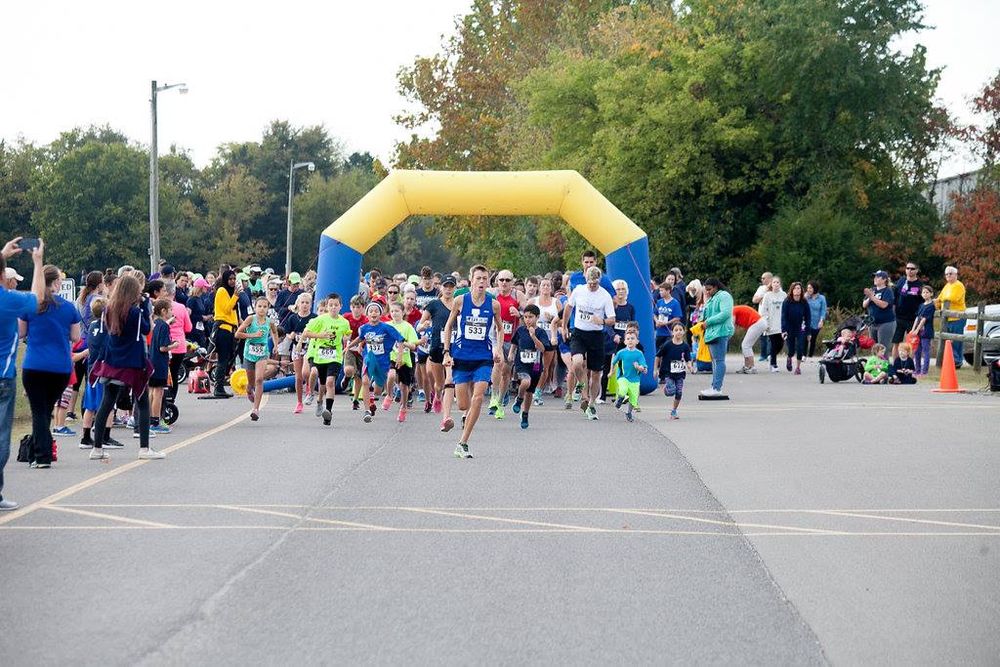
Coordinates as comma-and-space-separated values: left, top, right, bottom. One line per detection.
72, 358, 86, 391
570, 329, 605, 371
148, 377, 168, 388
316, 361, 342, 384
416, 349, 429, 364
429, 347, 445, 364
395, 363, 414, 386
515, 369, 542, 392
893, 319, 914, 344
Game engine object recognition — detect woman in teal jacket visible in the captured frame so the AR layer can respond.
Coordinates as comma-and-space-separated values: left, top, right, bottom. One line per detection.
701, 278, 734, 397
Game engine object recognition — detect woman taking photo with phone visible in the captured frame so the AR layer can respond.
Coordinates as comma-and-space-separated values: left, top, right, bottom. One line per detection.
212, 269, 242, 398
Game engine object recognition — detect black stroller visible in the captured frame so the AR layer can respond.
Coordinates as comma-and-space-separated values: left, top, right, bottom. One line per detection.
818, 328, 864, 384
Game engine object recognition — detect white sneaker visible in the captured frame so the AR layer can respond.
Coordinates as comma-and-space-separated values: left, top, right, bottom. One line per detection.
138, 448, 166, 460
770, 366, 780, 373
89, 448, 109, 460
595, 398, 605, 405
315, 401, 324, 417
700, 388, 722, 397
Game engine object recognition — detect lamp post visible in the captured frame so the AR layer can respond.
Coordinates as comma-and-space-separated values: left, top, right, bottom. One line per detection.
286, 160, 315, 276
149, 80, 188, 273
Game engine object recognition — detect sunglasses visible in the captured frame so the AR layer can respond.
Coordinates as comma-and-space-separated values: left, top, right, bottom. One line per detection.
388, 290, 399, 295
497, 277, 512, 282
906, 266, 917, 271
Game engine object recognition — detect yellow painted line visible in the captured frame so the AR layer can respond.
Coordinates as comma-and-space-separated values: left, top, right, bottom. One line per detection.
43, 505, 177, 529
0, 398, 265, 527
807, 510, 1000, 532
213, 504, 395, 531
397, 507, 605, 532
611, 509, 840, 535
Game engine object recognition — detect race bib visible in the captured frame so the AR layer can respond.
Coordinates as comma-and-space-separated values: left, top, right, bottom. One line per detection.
247, 343, 267, 358
575, 309, 593, 327
368, 338, 385, 356
614, 321, 628, 331
670, 360, 686, 374
464, 315, 487, 341
502, 320, 513, 335
195, 321, 204, 331
538, 318, 551, 331
519, 349, 539, 364
317, 346, 338, 362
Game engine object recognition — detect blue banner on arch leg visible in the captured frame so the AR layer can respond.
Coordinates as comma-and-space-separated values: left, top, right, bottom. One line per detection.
316, 235, 362, 313
606, 237, 657, 395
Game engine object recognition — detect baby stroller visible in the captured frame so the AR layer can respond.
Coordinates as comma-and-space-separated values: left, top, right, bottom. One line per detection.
836, 314, 875, 351
818, 330, 864, 384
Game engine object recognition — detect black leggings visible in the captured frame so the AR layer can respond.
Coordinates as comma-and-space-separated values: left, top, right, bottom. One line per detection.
168, 353, 184, 400
600, 353, 613, 399
22, 369, 70, 465
768, 333, 785, 368
214, 326, 235, 391
94, 382, 149, 449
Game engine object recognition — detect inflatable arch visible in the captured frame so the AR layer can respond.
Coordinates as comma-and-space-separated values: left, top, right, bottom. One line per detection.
315, 170, 657, 394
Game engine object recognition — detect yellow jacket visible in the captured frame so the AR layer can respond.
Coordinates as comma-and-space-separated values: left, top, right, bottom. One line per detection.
936, 281, 966, 321
214, 287, 239, 328
689, 322, 713, 363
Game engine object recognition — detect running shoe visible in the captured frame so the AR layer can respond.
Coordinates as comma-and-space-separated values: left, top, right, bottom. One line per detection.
615, 396, 626, 410
304, 393, 315, 406
441, 417, 455, 433
433, 396, 442, 413
79, 437, 94, 450
770, 366, 779, 373
352, 400, 360, 411
322, 409, 332, 423
66, 411, 78, 422
103, 438, 125, 449
294, 402, 303, 414
382, 395, 392, 411
315, 401, 324, 417
595, 398, 605, 405
424, 400, 433, 414
150, 424, 171, 434
793, 367, 801, 375
512, 398, 522, 414
669, 409, 679, 421
363, 413, 373, 423
132, 431, 156, 438
453, 442, 472, 459
626, 412, 635, 423
533, 391, 543, 407
572, 387, 582, 401
786, 357, 793, 372
89, 448, 109, 460
633, 405, 642, 413
699, 388, 723, 398
494, 406, 505, 420
393, 387, 401, 403
488, 404, 497, 416
138, 448, 166, 460
30, 461, 51, 469
126, 416, 135, 429
417, 389, 426, 403
520, 413, 529, 430
52, 426, 76, 437
368, 402, 377, 416
250, 411, 260, 422
502, 391, 510, 407
552, 386, 563, 399
564, 397, 573, 410
586, 406, 598, 421
397, 409, 407, 423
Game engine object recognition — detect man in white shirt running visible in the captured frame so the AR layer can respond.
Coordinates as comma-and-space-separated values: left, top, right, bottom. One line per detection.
561, 266, 616, 421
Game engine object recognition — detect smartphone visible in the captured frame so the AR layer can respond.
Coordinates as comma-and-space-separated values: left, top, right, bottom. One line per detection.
19, 238, 40, 251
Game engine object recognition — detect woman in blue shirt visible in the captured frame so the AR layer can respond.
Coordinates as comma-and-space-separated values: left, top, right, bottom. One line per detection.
864, 270, 896, 349
805, 281, 827, 358
18, 265, 81, 467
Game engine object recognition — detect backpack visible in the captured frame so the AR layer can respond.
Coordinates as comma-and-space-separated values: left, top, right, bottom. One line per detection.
16, 434, 57, 464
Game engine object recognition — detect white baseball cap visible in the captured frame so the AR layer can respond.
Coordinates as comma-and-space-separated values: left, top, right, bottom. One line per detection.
4, 267, 24, 282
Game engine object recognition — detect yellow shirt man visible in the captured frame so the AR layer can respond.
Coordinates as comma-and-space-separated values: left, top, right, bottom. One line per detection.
936, 279, 966, 321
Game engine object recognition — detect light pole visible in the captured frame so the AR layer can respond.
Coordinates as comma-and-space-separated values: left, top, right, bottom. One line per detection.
286, 160, 315, 276
149, 80, 188, 273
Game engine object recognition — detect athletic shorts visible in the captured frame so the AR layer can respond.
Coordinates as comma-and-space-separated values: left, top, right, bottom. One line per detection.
58, 386, 74, 410
416, 349, 429, 364
570, 329, 605, 371
556, 330, 570, 355
516, 369, 542, 393
453, 358, 493, 385
316, 361, 342, 385
395, 363, 414, 386
364, 354, 389, 388
343, 350, 362, 375
429, 347, 445, 364
892, 319, 914, 344
82, 379, 104, 413
615, 378, 640, 407
148, 376, 168, 388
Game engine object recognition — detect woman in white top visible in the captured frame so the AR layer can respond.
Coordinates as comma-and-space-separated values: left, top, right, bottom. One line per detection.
529, 276, 562, 404
759, 275, 787, 372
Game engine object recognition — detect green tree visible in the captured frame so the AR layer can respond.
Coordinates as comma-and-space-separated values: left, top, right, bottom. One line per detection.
292, 168, 379, 272
0, 139, 44, 241
30, 138, 149, 273
201, 167, 270, 269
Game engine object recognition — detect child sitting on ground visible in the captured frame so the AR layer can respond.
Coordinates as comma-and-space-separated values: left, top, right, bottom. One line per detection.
890, 342, 917, 384
863, 343, 890, 384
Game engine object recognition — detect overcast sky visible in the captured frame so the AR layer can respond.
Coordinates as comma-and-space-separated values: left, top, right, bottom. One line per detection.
1, 0, 996, 177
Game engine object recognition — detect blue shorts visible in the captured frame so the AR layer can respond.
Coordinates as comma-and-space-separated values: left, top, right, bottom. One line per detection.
82, 379, 104, 413
453, 359, 493, 385
363, 353, 389, 388
557, 330, 571, 355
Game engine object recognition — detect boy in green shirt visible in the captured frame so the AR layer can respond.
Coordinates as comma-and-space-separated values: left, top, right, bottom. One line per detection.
303, 294, 351, 426
384, 301, 422, 422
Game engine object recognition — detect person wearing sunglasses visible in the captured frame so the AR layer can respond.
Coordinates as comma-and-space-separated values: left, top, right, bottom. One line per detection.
487, 269, 526, 419
892, 261, 924, 359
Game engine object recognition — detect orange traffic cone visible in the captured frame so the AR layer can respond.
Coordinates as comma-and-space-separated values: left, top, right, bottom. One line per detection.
933, 340, 966, 393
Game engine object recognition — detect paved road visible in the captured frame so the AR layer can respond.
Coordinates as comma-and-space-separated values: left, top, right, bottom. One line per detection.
1, 355, 997, 665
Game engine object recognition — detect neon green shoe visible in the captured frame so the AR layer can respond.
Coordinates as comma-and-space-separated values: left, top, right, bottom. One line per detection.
494, 405, 505, 420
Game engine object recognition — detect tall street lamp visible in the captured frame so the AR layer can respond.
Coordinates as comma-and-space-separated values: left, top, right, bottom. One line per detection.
286, 160, 315, 276
149, 80, 188, 273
